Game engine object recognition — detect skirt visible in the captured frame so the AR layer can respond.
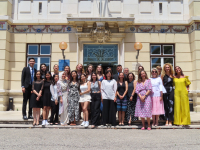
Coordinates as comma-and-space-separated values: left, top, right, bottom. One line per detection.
152, 96, 165, 115
79, 94, 91, 103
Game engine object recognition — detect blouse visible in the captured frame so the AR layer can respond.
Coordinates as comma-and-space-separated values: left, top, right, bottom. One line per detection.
50, 83, 62, 101
150, 77, 165, 97
101, 79, 117, 100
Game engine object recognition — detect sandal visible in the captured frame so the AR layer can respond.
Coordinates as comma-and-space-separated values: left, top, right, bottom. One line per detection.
147, 127, 151, 131
165, 124, 169, 126
141, 127, 145, 130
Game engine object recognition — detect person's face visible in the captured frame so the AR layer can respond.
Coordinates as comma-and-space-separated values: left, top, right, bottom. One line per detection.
29, 59, 35, 67
157, 68, 162, 74
72, 72, 77, 78
119, 73, 124, 79
128, 74, 133, 81
151, 70, 158, 78
78, 64, 83, 71
81, 75, 86, 82
64, 66, 70, 73
62, 73, 66, 79
46, 73, 51, 80
88, 66, 93, 73
92, 74, 97, 81
97, 66, 102, 72
36, 72, 40, 79
54, 75, 59, 82
106, 72, 111, 78
141, 71, 146, 79
117, 66, 122, 73
124, 68, 129, 75
165, 65, 170, 72
54, 65, 58, 72
138, 67, 143, 72
41, 65, 46, 72
175, 67, 181, 74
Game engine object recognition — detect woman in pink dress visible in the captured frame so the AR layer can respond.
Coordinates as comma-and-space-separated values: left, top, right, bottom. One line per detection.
135, 70, 152, 130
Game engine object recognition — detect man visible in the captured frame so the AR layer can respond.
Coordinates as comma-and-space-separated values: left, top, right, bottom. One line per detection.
113, 65, 123, 81
21, 58, 37, 120
123, 67, 129, 79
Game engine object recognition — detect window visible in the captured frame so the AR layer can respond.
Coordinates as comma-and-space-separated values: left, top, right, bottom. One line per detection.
27, 44, 51, 71
159, 3, 162, 14
150, 44, 175, 69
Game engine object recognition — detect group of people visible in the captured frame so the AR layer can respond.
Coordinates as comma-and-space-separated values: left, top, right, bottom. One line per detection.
21, 58, 191, 130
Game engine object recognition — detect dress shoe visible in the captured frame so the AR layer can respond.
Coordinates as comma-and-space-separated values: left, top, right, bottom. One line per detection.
28, 116, 33, 119
23, 116, 28, 120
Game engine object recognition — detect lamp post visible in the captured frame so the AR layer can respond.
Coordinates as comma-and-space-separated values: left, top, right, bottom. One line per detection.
134, 42, 143, 63
59, 41, 68, 60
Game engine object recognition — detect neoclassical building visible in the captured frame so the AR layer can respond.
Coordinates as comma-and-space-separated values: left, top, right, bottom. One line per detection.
0, 0, 200, 111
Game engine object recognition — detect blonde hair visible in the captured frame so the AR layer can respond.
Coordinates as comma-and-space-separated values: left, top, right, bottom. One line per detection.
151, 68, 159, 78
161, 63, 174, 77
156, 66, 162, 75
76, 63, 85, 74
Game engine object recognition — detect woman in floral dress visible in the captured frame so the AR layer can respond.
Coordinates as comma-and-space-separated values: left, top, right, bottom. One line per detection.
135, 70, 152, 130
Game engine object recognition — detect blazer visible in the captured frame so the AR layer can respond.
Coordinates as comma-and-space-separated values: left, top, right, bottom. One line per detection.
113, 73, 126, 81
21, 67, 37, 88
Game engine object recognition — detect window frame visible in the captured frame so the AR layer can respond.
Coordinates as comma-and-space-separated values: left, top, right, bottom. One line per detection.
26, 43, 51, 71
150, 44, 175, 70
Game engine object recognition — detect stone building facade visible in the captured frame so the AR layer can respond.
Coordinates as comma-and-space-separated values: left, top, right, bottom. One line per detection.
0, 0, 200, 111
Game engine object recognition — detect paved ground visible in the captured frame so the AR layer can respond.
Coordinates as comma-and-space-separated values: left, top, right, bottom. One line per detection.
0, 128, 200, 150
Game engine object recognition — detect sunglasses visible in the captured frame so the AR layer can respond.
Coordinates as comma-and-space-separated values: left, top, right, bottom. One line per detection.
152, 71, 157, 73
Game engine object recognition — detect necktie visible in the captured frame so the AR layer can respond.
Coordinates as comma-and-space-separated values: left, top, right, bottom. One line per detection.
31, 68, 33, 84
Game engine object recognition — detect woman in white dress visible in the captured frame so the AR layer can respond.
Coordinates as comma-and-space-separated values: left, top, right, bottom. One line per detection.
79, 74, 91, 127
57, 72, 70, 126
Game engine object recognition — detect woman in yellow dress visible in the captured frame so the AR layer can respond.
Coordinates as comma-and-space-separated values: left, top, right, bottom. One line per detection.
173, 66, 191, 126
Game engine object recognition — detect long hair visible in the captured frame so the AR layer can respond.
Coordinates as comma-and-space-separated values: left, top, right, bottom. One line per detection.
80, 74, 87, 85
175, 66, 184, 76
161, 63, 174, 77
105, 70, 113, 80
90, 72, 98, 82
64, 65, 71, 79
76, 63, 85, 74
45, 71, 52, 81
52, 74, 59, 85
156, 66, 162, 75
151, 68, 159, 78
127, 73, 135, 83
96, 65, 103, 75
138, 70, 149, 83
86, 64, 94, 75
70, 70, 79, 83
34, 70, 42, 81
117, 72, 125, 83
40, 63, 47, 74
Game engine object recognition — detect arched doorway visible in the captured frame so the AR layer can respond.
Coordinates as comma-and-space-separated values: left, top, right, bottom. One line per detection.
83, 44, 118, 74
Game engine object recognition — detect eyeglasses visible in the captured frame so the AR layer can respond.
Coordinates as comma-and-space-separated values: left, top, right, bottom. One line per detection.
152, 71, 157, 73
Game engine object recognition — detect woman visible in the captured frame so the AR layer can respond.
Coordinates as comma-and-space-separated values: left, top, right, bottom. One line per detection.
135, 70, 152, 130
86, 64, 94, 81
50, 74, 62, 125
79, 74, 91, 127
59, 66, 70, 81
116, 72, 128, 126
101, 70, 117, 126
51, 64, 59, 76
138, 66, 144, 74
58, 72, 69, 126
150, 68, 165, 127
125, 73, 138, 125
40, 63, 47, 79
161, 63, 174, 126
90, 72, 101, 128
96, 65, 105, 82
76, 63, 85, 81
68, 70, 80, 125
30, 71, 43, 126
174, 66, 191, 126
41, 71, 52, 126
156, 66, 162, 77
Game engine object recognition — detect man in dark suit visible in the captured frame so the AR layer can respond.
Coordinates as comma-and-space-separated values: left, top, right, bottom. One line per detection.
113, 65, 123, 81
21, 58, 36, 120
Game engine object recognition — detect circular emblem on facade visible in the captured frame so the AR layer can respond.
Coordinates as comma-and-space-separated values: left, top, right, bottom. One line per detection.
36, 29, 42, 33
130, 27, 135, 31
67, 26, 71, 31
